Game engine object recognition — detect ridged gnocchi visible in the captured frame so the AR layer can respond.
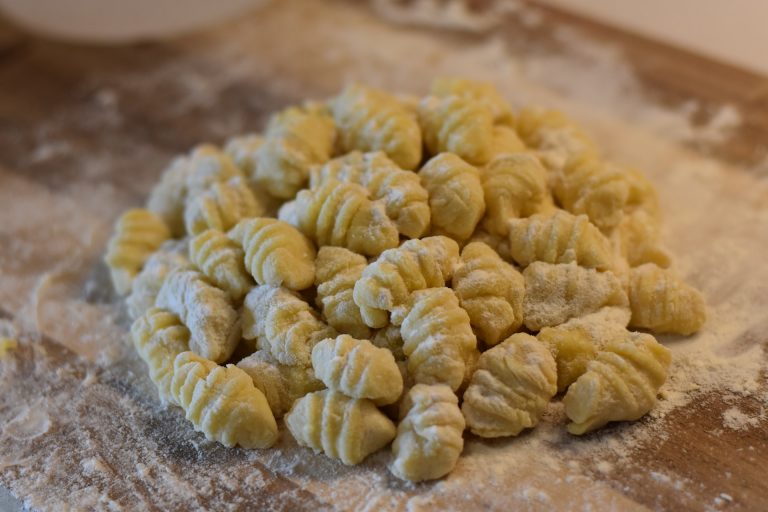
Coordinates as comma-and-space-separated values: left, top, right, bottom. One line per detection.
419, 153, 485, 242
228, 217, 316, 291
353, 236, 460, 328
628, 264, 706, 335
285, 389, 396, 465
612, 210, 670, 268
489, 125, 527, 157
184, 176, 263, 236
242, 285, 335, 366
189, 229, 254, 302
430, 77, 514, 126
130, 307, 190, 404
452, 242, 525, 346
171, 351, 278, 448
332, 84, 422, 170
126, 239, 191, 320
462, 333, 557, 437
516, 108, 598, 171
279, 180, 399, 256
105, 208, 171, 295
564, 332, 671, 434
311, 335, 403, 405
314, 246, 371, 339
418, 95, 494, 166
391, 287, 477, 391
523, 262, 628, 331
508, 210, 614, 270
390, 384, 465, 482
310, 151, 430, 238
155, 268, 240, 364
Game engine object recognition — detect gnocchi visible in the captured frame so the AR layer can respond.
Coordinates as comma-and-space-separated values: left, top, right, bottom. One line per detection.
314, 246, 371, 339
189, 229, 254, 302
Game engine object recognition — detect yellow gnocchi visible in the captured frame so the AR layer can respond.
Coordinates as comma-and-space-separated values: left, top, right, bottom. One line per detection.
314, 246, 371, 339
184, 176, 263, 236
430, 77, 515, 126
515, 108, 598, 171
126, 239, 191, 320
189, 229, 254, 302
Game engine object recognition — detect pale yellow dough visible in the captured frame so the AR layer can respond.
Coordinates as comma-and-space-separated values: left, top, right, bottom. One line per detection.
564, 332, 671, 435
311, 335, 403, 405
390, 383, 465, 482
462, 333, 557, 437
419, 152, 485, 242
452, 242, 525, 346
189, 229, 254, 302
104, 208, 171, 295
430, 77, 515, 126
126, 239, 191, 320
314, 246, 371, 339
332, 84, 422, 171
285, 389, 396, 465
353, 236, 460, 328
184, 176, 263, 236
515, 108, 598, 172
171, 351, 278, 448
130, 307, 190, 405
155, 268, 240, 364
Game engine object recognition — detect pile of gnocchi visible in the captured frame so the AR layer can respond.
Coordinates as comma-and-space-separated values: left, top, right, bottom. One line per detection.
105, 79, 706, 482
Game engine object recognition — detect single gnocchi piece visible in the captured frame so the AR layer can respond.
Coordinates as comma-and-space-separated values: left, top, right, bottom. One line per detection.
462, 333, 557, 437
537, 307, 631, 392
171, 351, 278, 448
418, 95, 495, 166
126, 239, 191, 320
130, 307, 190, 404
430, 77, 515, 126
628, 264, 706, 335
104, 208, 171, 295
452, 242, 525, 346
311, 335, 404, 405
419, 153, 485, 242
285, 389, 397, 465
332, 84, 422, 170
314, 246, 371, 339
481, 153, 551, 237
279, 180, 399, 257
242, 285, 336, 366
228, 217, 316, 291
523, 262, 628, 331
237, 350, 324, 418
189, 229, 254, 302
489, 125, 527, 158
508, 210, 614, 270
184, 176, 263, 236
611, 210, 670, 268
353, 236, 461, 328
390, 383, 465, 482
564, 332, 671, 434
515, 108, 598, 171
155, 268, 240, 364
183, 144, 244, 196
310, 151, 431, 238
391, 288, 477, 391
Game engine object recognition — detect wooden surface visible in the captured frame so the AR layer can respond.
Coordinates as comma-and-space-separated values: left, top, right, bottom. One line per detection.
1, 1, 766, 510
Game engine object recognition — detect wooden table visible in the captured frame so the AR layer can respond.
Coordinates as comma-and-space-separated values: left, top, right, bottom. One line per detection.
1, 1, 766, 510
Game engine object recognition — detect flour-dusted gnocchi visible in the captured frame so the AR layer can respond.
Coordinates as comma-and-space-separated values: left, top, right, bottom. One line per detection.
189, 229, 254, 302
508, 210, 614, 270
537, 306, 630, 392
419, 153, 485, 242
430, 77, 515, 126
489, 125, 527, 157
130, 307, 190, 404
353, 236, 461, 328
105, 208, 171, 295
224, 133, 264, 180
564, 332, 671, 434
468, 228, 513, 262
390, 383, 465, 482
279, 180, 399, 256
155, 268, 240, 364
126, 239, 191, 320
611, 210, 671, 268
310, 151, 431, 238
481, 152, 551, 237
515, 108, 598, 172
146, 156, 192, 237
237, 350, 324, 418
523, 262, 628, 330
314, 246, 371, 339
311, 335, 403, 405
285, 389, 397, 465
628, 264, 706, 335
452, 242, 525, 346
391, 288, 477, 391
184, 176, 263, 236
171, 351, 278, 448
228, 217, 315, 291
242, 285, 335, 366
332, 84, 422, 170
462, 333, 557, 437
418, 95, 495, 166
183, 144, 244, 196
371, 325, 405, 361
